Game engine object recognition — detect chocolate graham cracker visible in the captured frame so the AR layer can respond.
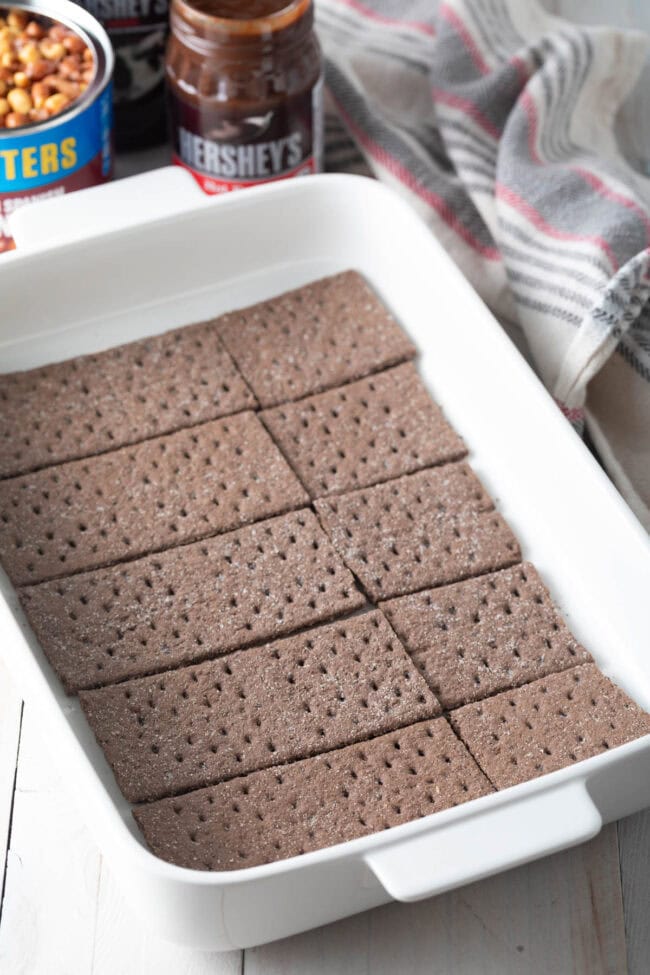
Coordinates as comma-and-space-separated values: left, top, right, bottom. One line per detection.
450, 663, 650, 789
134, 717, 493, 870
0, 321, 256, 480
0, 412, 308, 586
381, 563, 591, 710
80, 611, 440, 803
314, 464, 521, 601
20, 509, 365, 693
261, 363, 466, 498
218, 271, 416, 408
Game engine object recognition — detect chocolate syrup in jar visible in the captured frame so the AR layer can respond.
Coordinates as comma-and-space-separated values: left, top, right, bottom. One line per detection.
76, 0, 169, 150
166, 0, 323, 192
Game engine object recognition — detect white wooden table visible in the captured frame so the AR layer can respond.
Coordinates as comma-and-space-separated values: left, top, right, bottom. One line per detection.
0, 657, 647, 974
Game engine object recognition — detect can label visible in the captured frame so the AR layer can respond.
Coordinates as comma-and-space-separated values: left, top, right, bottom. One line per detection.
78, 1, 168, 104
169, 77, 323, 195
0, 82, 113, 253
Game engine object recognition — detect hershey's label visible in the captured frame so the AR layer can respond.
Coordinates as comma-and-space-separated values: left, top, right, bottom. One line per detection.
178, 129, 304, 181
169, 79, 323, 195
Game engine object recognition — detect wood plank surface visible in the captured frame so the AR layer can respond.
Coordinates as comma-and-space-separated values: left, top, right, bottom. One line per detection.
91, 863, 242, 975
247, 826, 627, 975
0, 703, 102, 975
0, 679, 242, 975
618, 812, 650, 975
0, 661, 22, 914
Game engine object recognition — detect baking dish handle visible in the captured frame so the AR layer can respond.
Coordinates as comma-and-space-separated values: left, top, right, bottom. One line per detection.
8, 165, 209, 252
363, 781, 602, 903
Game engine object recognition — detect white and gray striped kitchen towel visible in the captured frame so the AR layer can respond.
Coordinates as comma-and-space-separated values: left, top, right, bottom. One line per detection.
318, 0, 650, 529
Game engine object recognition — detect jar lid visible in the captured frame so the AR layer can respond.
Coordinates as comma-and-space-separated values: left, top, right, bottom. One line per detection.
172, 0, 311, 37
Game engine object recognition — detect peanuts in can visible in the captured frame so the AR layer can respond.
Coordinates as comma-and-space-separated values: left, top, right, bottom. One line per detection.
0, 0, 113, 253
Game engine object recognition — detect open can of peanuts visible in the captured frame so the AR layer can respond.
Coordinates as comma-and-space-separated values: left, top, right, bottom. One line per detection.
0, 0, 113, 253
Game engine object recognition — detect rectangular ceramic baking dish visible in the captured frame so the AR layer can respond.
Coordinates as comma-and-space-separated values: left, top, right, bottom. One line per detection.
1, 171, 650, 951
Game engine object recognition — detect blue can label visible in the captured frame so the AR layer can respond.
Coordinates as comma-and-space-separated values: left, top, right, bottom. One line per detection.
0, 81, 113, 252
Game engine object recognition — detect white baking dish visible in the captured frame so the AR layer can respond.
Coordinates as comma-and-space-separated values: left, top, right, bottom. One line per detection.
1, 172, 649, 951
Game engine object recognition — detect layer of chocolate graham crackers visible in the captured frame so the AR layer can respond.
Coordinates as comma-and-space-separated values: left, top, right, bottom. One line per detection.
20, 509, 365, 693
0, 320, 257, 480
134, 719, 494, 871
314, 464, 521, 601
381, 563, 591, 709
450, 664, 650, 788
79, 612, 440, 803
2, 270, 648, 873
260, 363, 467, 498
218, 270, 417, 408
0, 412, 308, 585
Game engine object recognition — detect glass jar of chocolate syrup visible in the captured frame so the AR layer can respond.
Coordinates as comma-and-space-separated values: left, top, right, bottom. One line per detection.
166, 0, 322, 193
75, 0, 169, 150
